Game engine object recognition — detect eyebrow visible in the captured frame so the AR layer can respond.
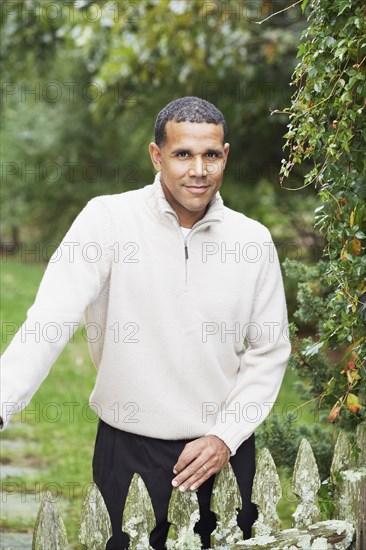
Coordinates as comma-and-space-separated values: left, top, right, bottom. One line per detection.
171, 147, 223, 156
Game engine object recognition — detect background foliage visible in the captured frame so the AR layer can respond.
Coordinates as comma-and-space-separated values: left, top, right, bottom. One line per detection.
1, 0, 312, 247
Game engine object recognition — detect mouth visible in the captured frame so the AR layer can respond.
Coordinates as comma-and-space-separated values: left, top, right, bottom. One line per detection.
184, 185, 209, 194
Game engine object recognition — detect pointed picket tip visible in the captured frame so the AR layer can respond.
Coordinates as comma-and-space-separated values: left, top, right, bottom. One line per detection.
210, 462, 244, 547
122, 473, 156, 550
78, 482, 112, 550
330, 431, 353, 483
252, 447, 282, 536
32, 490, 68, 550
292, 438, 321, 529
166, 487, 201, 549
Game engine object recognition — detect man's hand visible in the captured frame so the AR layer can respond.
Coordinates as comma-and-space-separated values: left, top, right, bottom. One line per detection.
171, 435, 231, 492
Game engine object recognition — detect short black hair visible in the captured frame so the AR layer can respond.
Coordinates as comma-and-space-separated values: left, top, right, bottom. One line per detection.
154, 96, 227, 147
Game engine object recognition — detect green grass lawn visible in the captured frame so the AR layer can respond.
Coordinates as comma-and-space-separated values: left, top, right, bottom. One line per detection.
0, 256, 322, 544
1, 257, 98, 545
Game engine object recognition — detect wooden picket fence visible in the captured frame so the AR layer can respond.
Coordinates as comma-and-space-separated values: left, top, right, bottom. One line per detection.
30, 422, 365, 549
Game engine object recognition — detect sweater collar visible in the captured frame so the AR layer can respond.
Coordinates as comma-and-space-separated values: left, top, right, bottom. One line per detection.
148, 171, 225, 228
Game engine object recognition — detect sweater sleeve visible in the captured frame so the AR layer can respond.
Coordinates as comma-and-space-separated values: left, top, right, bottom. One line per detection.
0, 198, 112, 430
204, 234, 291, 456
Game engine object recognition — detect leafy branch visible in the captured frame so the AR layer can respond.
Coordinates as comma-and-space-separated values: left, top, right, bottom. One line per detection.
280, 0, 366, 428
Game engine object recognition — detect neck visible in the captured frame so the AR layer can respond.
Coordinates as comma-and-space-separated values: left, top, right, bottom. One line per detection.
178, 213, 204, 228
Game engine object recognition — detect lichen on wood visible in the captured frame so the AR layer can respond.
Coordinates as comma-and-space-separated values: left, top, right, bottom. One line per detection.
122, 473, 156, 550
78, 482, 112, 550
292, 439, 321, 529
251, 447, 282, 536
166, 486, 201, 549
336, 468, 366, 550
210, 462, 244, 548
332, 423, 366, 549
330, 432, 353, 484
355, 422, 365, 469
235, 519, 354, 549
32, 490, 68, 550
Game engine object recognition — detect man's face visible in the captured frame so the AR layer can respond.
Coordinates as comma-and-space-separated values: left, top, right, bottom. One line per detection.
149, 121, 230, 228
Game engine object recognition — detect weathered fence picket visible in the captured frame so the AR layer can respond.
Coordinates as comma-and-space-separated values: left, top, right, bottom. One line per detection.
331, 422, 366, 549
210, 460, 244, 547
122, 473, 156, 549
78, 483, 112, 550
27, 422, 365, 549
251, 447, 282, 537
166, 481, 201, 549
32, 490, 68, 550
292, 438, 321, 529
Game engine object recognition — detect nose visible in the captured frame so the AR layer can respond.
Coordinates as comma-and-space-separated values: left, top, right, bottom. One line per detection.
189, 156, 208, 178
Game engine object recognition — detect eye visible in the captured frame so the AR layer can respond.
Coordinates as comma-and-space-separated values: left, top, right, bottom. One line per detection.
205, 152, 218, 158
176, 151, 190, 158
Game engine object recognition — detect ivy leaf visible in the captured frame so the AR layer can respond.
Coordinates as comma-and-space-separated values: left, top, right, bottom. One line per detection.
346, 393, 362, 413
301, 0, 310, 12
347, 370, 361, 384
351, 237, 362, 255
350, 207, 356, 228
326, 401, 341, 423
338, 1, 352, 15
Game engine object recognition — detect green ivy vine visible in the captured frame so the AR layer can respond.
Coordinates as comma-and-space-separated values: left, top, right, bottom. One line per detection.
280, 0, 366, 425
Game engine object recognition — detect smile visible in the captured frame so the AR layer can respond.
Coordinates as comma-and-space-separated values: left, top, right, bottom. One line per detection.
184, 186, 209, 194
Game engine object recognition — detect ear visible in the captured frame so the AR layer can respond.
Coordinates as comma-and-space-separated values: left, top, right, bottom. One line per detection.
223, 143, 230, 169
149, 142, 162, 171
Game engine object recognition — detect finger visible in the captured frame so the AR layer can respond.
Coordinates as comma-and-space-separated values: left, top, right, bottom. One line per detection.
174, 451, 225, 490
189, 467, 212, 491
173, 436, 224, 474
172, 456, 209, 485
174, 445, 231, 491
173, 441, 205, 474
187, 453, 230, 491
173, 461, 215, 492
186, 462, 215, 491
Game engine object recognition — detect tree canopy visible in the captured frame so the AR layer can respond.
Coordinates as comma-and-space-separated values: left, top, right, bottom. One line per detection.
1, 0, 308, 244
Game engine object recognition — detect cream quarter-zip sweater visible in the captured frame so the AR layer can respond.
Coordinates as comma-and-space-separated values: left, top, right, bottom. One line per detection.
0, 173, 291, 456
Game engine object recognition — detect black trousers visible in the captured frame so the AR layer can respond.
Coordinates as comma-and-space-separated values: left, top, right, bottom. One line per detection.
92, 419, 258, 550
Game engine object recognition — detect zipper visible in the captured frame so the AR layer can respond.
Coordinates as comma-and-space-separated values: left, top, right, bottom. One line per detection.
184, 243, 189, 260
183, 237, 189, 289
181, 220, 214, 290
169, 214, 221, 291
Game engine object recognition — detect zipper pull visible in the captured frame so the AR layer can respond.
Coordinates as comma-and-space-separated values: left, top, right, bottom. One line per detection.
185, 244, 189, 260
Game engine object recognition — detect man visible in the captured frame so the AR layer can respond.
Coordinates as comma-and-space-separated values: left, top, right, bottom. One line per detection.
0, 97, 291, 549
